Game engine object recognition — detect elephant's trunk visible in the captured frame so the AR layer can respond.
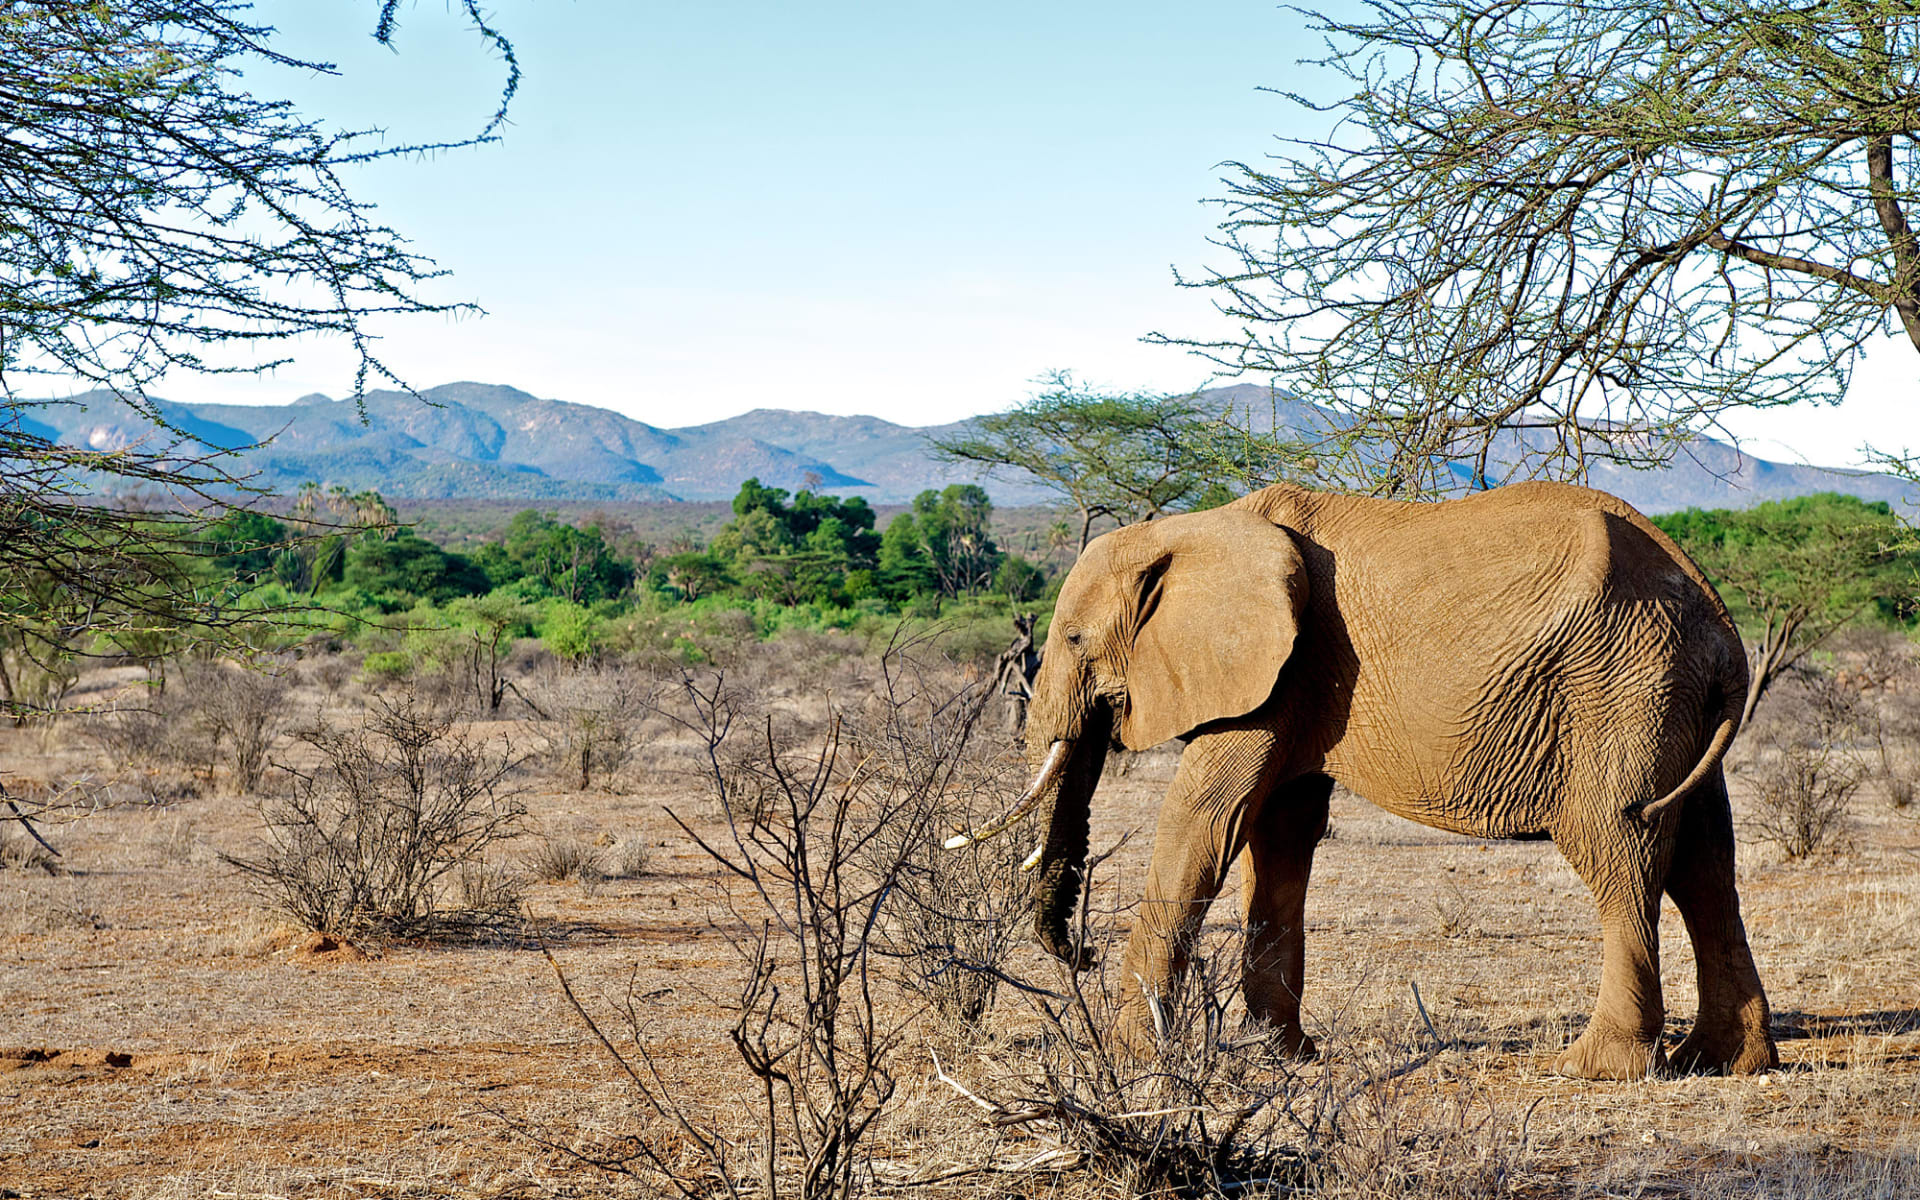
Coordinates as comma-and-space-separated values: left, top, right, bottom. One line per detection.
1032, 710, 1112, 968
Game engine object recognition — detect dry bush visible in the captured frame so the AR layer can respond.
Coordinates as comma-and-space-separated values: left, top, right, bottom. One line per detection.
541, 714, 914, 1200
844, 643, 1031, 1038
642, 665, 830, 822
222, 694, 527, 941
1747, 744, 1861, 860
202, 662, 294, 794
91, 659, 293, 794
966, 924, 1321, 1197
606, 836, 651, 879
0, 821, 60, 874
538, 667, 646, 791
522, 834, 605, 883
306, 649, 358, 698
1429, 875, 1477, 939
940, 910, 1536, 1200
1740, 663, 1867, 858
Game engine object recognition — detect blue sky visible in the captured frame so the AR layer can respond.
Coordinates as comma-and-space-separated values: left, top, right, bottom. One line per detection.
198, 1, 1914, 469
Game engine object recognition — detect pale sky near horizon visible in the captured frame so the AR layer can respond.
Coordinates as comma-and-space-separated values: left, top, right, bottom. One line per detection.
169, 1, 1916, 471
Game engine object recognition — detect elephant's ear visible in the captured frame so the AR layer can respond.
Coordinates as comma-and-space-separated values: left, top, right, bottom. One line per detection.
1120, 510, 1308, 751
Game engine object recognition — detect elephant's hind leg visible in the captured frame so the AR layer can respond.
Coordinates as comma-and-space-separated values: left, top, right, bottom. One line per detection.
1550, 810, 1672, 1080
1665, 770, 1778, 1075
1241, 773, 1332, 1057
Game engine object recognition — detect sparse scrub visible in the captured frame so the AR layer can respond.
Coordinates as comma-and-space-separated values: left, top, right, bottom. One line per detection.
101, 659, 294, 794
222, 694, 527, 941
521, 834, 605, 883
545, 710, 914, 1200
607, 836, 651, 879
539, 667, 644, 791
1740, 663, 1870, 859
1430, 874, 1476, 938
1749, 744, 1861, 860
202, 662, 294, 794
847, 643, 1030, 1037
968, 922, 1320, 1197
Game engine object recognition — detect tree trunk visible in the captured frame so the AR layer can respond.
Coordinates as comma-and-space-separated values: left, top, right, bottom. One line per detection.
1742, 608, 1803, 726
0, 644, 18, 726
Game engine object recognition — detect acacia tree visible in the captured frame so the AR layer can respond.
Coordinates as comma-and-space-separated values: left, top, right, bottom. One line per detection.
0, 0, 516, 712
0, 0, 514, 851
930, 371, 1302, 554
1169, 2, 1920, 494
1655, 494, 1918, 722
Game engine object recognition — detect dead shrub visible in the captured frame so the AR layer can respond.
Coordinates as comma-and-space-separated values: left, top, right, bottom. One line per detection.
1430, 874, 1476, 939
538, 667, 644, 792
541, 712, 913, 1200
222, 694, 527, 941
845, 643, 1030, 1038
93, 660, 292, 794
607, 836, 651, 879
1740, 663, 1865, 858
522, 834, 605, 883
0, 821, 60, 874
952, 911, 1322, 1197
643, 666, 828, 822
1747, 743, 1861, 859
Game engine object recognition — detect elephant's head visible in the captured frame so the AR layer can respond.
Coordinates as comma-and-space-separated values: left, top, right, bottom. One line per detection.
952, 506, 1310, 966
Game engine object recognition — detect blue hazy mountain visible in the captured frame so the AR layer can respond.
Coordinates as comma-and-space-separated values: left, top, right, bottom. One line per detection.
23, 380, 1913, 513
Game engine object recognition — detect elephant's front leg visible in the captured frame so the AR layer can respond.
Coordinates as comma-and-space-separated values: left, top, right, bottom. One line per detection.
1241, 773, 1332, 1057
1115, 727, 1285, 1057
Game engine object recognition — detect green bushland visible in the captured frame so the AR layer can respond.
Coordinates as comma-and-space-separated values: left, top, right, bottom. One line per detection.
186, 478, 1059, 674
190, 487, 1920, 682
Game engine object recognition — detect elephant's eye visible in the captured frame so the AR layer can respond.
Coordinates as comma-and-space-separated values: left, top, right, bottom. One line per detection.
1064, 629, 1083, 646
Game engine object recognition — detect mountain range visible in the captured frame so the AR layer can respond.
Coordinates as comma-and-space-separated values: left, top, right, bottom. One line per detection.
16, 380, 1915, 515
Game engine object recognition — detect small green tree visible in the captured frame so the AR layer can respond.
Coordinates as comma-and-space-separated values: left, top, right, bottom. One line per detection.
478, 512, 634, 604
541, 602, 599, 667
1655, 494, 1919, 722
342, 532, 491, 611
931, 372, 1301, 553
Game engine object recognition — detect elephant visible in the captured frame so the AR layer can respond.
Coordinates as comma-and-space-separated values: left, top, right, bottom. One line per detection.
953, 481, 1778, 1080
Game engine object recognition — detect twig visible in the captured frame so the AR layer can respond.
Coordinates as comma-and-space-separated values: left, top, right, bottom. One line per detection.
930, 1048, 997, 1114
1410, 979, 1449, 1052
3, 797, 61, 858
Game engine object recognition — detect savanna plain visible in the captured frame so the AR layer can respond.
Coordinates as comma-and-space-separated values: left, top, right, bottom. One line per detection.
3, 630, 1917, 1199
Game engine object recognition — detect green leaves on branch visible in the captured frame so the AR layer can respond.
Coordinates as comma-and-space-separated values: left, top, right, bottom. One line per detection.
930, 371, 1307, 553
1655, 493, 1920, 720
1162, 1, 1920, 495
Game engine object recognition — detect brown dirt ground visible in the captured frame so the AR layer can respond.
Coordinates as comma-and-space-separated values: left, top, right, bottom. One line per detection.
2, 680, 1917, 1198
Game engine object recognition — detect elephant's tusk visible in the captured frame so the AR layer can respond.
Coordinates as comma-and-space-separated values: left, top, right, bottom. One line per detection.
943, 739, 1073, 850
1020, 841, 1045, 872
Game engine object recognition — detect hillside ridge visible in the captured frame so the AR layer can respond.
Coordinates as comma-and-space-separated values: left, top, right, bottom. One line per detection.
18, 381, 1913, 514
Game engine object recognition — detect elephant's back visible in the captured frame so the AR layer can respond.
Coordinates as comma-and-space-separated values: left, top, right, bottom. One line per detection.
1265, 482, 1746, 834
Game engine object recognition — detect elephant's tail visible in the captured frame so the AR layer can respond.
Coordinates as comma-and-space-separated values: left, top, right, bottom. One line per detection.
1624, 679, 1743, 823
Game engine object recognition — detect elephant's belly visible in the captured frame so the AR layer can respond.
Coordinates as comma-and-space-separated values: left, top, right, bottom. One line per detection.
1321, 740, 1562, 840
1336, 778, 1552, 840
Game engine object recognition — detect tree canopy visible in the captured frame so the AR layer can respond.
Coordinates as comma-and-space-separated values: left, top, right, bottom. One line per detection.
0, 2, 515, 717
1654, 493, 1919, 720
930, 372, 1302, 552
1170, 2, 1920, 494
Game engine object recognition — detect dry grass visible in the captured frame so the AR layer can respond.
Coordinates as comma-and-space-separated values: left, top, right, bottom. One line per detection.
2, 640, 1918, 1198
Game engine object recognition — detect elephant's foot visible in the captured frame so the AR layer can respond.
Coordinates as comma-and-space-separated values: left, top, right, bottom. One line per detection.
1552, 1025, 1667, 1081
1670, 1010, 1778, 1076
1112, 1005, 1158, 1061
1266, 1022, 1318, 1060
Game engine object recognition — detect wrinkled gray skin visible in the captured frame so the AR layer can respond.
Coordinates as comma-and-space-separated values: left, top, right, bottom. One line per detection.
1020, 482, 1777, 1080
